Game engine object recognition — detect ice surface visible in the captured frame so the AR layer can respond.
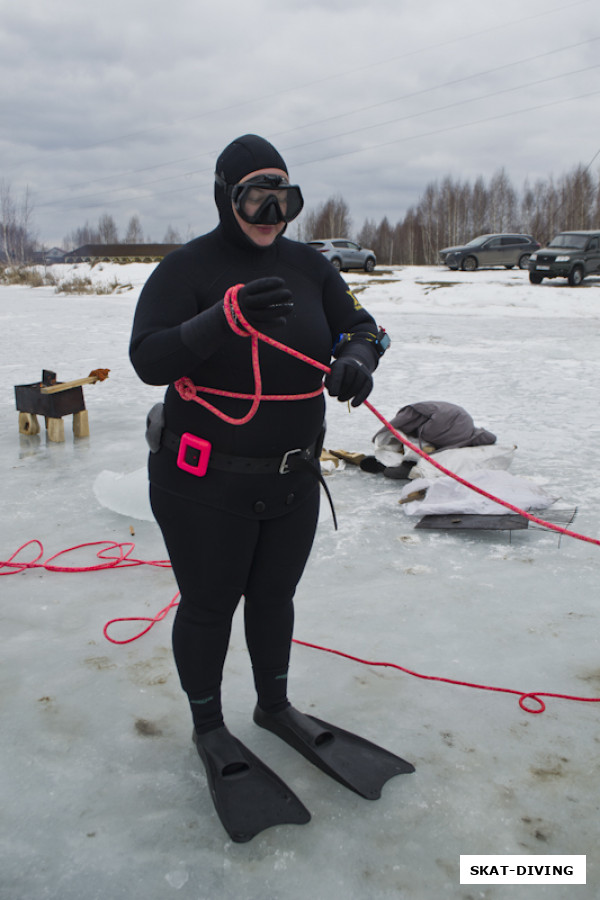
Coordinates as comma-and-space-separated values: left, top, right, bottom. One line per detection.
2, 263, 600, 899
93, 468, 154, 521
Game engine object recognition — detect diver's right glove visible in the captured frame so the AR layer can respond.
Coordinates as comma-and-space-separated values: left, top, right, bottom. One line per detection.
237, 277, 293, 327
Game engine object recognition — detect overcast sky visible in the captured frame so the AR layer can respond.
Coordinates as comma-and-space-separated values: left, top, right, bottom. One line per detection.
2, 0, 599, 247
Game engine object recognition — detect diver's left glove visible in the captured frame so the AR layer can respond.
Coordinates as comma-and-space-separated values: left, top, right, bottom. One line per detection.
325, 341, 378, 407
237, 277, 293, 327
179, 278, 292, 362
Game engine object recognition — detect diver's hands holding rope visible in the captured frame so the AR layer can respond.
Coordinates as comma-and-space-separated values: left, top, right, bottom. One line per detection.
237, 277, 293, 326
326, 358, 372, 406
235, 281, 378, 407
325, 342, 378, 407
182, 278, 376, 408
181, 277, 292, 359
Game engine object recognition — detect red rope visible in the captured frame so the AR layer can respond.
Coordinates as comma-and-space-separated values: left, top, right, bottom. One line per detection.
292, 640, 600, 715
0, 539, 171, 576
174, 284, 327, 424
173, 284, 600, 546
364, 400, 600, 547
2, 539, 599, 715
5, 283, 599, 715
103, 593, 180, 644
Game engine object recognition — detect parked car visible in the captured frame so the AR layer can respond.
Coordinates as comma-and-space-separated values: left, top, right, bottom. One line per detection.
439, 234, 540, 271
306, 239, 376, 272
528, 230, 600, 286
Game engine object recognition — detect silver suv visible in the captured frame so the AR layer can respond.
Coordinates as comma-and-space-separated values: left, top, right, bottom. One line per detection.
439, 233, 540, 270
307, 239, 377, 272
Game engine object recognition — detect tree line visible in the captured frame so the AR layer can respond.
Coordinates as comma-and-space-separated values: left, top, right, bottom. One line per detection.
62, 215, 184, 251
2, 162, 599, 266
0, 184, 185, 264
297, 163, 600, 265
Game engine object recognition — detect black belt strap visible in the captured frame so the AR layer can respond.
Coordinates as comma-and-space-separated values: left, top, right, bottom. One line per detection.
284, 453, 338, 530
161, 428, 316, 474
160, 428, 337, 528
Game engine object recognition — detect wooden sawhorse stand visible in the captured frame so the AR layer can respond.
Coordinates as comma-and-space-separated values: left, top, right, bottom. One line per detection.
15, 368, 108, 442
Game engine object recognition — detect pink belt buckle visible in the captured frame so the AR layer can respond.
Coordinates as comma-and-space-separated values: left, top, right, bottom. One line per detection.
177, 433, 212, 476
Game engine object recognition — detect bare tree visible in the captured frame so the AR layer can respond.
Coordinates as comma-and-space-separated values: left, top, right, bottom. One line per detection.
594, 173, 600, 228
417, 183, 439, 264
0, 179, 16, 264
488, 169, 517, 233
303, 195, 352, 240
1, 180, 37, 264
97, 213, 119, 244
63, 221, 101, 251
17, 186, 36, 262
163, 224, 182, 243
125, 215, 144, 243
470, 177, 489, 236
357, 217, 378, 251
375, 217, 394, 265
559, 165, 595, 230
396, 209, 424, 265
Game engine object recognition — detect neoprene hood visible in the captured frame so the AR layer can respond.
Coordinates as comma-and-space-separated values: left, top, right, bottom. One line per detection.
214, 134, 290, 247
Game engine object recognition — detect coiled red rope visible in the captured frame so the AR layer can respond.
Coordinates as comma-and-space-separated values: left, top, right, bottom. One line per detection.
174, 283, 325, 424
4, 283, 599, 715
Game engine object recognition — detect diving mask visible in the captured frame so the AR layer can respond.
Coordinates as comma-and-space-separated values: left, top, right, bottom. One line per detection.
216, 173, 304, 225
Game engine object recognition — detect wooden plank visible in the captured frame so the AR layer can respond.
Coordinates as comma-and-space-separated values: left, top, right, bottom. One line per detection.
40, 376, 99, 394
415, 514, 529, 531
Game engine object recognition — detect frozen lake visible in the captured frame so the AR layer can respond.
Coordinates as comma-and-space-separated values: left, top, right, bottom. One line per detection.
1, 263, 599, 899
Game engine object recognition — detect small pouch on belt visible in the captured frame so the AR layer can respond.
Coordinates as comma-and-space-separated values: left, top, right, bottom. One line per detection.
145, 402, 165, 453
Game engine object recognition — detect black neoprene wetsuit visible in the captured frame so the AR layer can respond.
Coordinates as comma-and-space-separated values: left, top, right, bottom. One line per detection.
130, 226, 379, 732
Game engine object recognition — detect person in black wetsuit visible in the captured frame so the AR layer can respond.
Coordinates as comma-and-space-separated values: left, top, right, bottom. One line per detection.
129, 134, 411, 842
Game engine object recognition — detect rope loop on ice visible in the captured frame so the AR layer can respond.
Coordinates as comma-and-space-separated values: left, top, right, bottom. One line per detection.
2, 540, 600, 715
5, 284, 600, 715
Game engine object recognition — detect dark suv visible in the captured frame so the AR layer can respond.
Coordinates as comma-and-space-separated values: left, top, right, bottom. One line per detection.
528, 230, 600, 286
439, 233, 540, 270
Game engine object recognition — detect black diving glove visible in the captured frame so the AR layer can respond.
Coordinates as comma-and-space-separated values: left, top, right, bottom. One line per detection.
237, 277, 293, 327
325, 341, 378, 407
180, 277, 292, 360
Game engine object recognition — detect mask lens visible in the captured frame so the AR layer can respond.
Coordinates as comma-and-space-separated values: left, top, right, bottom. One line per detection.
232, 178, 303, 224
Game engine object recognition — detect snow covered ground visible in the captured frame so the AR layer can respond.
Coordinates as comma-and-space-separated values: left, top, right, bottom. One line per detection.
1, 261, 599, 899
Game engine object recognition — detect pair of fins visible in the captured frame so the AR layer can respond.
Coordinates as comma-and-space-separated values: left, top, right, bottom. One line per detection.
193, 705, 415, 843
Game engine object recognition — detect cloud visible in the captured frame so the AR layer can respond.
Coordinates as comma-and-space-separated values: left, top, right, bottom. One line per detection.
2, 0, 599, 245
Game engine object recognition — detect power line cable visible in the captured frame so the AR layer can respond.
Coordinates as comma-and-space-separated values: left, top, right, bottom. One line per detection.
290, 90, 600, 170
11, 0, 594, 173
279, 64, 600, 156
37, 70, 600, 213
34, 34, 600, 200
270, 37, 600, 143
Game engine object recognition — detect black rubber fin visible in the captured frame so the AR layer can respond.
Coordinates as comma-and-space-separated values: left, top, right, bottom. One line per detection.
253, 705, 415, 800
193, 726, 311, 842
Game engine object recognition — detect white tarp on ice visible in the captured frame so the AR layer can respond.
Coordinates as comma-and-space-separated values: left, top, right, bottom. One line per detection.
398, 468, 558, 516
